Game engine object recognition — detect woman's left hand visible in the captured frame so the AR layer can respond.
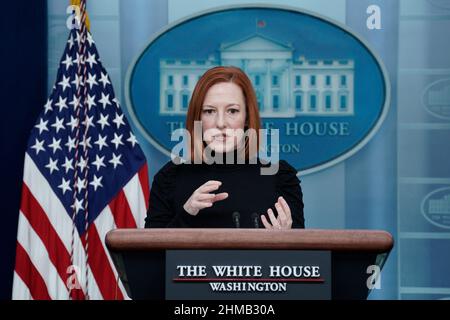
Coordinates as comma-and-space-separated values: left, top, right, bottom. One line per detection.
261, 196, 293, 230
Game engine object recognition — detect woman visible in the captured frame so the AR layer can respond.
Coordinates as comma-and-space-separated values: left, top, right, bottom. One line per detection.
145, 66, 304, 229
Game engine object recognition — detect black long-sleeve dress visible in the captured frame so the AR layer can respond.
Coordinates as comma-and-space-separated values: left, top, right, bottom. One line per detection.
144, 159, 305, 228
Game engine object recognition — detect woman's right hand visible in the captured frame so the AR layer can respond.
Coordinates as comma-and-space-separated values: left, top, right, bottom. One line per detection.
183, 180, 229, 216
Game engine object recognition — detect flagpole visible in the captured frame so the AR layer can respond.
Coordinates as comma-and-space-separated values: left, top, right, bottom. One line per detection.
80, 0, 91, 301
69, 0, 90, 300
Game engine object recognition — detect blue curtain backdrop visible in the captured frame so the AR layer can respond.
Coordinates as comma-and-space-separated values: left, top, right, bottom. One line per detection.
0, 2, 47, 299
345, 0, 399, 299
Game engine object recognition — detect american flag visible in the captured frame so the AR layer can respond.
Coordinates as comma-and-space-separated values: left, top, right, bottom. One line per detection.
12, 19, 149, 299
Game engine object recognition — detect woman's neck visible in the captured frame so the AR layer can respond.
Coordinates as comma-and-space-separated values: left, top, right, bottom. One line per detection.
203, 148, 246, 165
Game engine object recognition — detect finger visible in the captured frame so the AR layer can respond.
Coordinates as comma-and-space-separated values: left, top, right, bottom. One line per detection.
198, 183, 221, 194
279, 197, 293, 226
192, 200, 213, 209
267, 208, 281, 229
196, 193, 216, 201
261, 215, 273, 229
203, 180, 222, 186
275, 201, 288, 228
212, 192, 228, 202
197, 180, 221, 192
278, 196, 291, 214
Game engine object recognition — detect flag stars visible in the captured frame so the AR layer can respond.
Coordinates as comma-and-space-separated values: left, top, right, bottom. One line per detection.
127, 132, 138, 147
35, 118, 49, 135
55, 96, 68, 112
111, 133, 124, 149
69, 96, 80, 110
112, 113, 125, 129
31, 139, 45, 155
86, 32, 95, 46
86, 73, 98, 89
44, 99, 53, 114
66, 116, 79, 132
67, 34, 74, 49
90, 175, 103, 191
80, 136, 92, 150
97, 113, 110, 130
72, 197, 84, 214
75, 177, 87, 192
62, 157, 74, 173
45, 157, 59, 174
86, 52, 98, 68
58, 75, 71, 92
65, 136, 77, 152
26, 29, 148, 224
58, 177, 72, 195
61, 54, 73, 71
75, 32, 83, 45
48, 137, 62, 154
82, 115, 95, 129
98, 93, 111, 109
72, 74, 83, 90
109, 153, 123, 169
94, 134, 108, 151
74, 52, 84, 66
98, 72, 110, 88
23, 28, 151, 235
113, 98, 120, 108
76, 157, 88, 171
92, 154, 106, 171
85, 94, 96, 110
51, 116, 65, 133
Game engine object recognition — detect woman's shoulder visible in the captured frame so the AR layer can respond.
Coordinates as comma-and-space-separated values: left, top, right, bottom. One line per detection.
256, 159, 300, 187
278, 159, 296, 172
270, 159, 301, 186
153, 159, 182, 182
259, 159, 297, 174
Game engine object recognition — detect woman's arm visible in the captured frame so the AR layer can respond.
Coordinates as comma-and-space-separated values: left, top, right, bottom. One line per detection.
276, 160, 305, 228
144, 162, 195, 228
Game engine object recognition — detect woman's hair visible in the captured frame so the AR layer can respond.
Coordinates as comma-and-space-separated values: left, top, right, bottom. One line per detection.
185, 66, 261, 162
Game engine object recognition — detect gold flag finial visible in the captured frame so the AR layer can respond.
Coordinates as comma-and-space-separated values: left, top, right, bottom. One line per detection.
70, 0, 90, 32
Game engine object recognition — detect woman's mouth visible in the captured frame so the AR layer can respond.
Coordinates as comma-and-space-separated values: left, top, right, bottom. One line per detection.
213, 134, 228, 142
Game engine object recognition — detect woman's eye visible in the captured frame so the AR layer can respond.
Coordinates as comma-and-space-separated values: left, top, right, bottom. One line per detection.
228, 109, 239, 114
202, 109, 214, 114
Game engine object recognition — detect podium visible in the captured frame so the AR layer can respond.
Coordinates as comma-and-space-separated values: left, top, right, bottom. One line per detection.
105, 229, 393, 300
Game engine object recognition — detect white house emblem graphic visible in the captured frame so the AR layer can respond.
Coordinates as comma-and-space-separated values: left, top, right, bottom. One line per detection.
127, 6, 389, 174
159, 34, 354, 118
421, 187, 450, 229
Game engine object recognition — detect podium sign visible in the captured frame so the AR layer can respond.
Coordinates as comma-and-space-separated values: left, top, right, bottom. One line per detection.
165, 250, 331, 300
105, 228, 394, 300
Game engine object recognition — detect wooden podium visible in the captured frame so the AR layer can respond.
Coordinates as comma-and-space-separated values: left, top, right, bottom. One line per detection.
105, 229, 393, 300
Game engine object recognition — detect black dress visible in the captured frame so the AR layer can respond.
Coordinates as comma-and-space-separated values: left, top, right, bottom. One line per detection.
144, 159, 305, 228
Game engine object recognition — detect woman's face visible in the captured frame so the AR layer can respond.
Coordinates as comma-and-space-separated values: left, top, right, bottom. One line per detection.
201, 82, 247, 154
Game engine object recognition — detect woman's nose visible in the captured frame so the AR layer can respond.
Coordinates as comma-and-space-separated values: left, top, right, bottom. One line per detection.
215, 111, 226, 128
